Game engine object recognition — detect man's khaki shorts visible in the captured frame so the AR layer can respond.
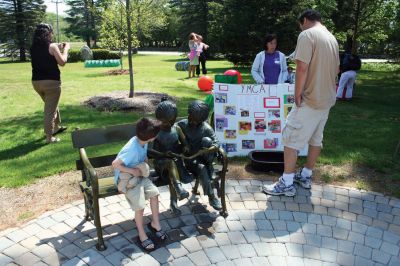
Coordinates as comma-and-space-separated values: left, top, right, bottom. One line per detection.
282, 102, 330, 151
124, 176, 159, 211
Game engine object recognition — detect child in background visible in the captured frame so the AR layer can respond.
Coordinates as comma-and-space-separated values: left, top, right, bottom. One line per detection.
285, 66, 295, 84
112, 117, 166, 251
196, 35, 209, 76
188, 33, 199, 78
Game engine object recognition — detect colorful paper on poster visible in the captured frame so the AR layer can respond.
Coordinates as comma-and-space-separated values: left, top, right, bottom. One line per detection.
215, 93, 227, 103
224, 105, 236, 115
240, 108, 250, 117
254, 112, 265, 118
255, 119, 266, 132
215, 116, 228, 132
222, 143, 237, 152
264, 138, 279, 149
284, 104, 293, 118
284, 95, 295, 104
242, 140, 255, 149
238, 121, 251, 135
268, 109, 280, 119
268, 120, 281, 133
224, 129, 236, 139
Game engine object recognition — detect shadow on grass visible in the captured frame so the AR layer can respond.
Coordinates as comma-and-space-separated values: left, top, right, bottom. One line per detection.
0, 138, 46, 161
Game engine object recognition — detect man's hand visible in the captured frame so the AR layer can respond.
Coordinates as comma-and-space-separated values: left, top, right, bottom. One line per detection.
294, 59, 309, 107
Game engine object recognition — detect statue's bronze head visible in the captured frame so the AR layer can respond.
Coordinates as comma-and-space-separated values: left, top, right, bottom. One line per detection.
156, 100, 177, 128
188, 100, 209, 127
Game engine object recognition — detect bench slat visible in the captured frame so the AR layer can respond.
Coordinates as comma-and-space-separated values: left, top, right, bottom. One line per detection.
76, 154, 117, 171
72, 123, 136, 148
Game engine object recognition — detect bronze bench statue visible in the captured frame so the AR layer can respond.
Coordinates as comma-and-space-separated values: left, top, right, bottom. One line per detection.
71, 118, 228, 251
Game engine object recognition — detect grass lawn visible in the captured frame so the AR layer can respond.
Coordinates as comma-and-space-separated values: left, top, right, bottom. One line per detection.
0, 56, 399, 196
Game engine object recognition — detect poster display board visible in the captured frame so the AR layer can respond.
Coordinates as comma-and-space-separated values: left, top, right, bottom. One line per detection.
213, 83, 307, 157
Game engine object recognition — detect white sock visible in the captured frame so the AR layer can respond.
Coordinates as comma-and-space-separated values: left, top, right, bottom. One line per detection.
282, 173, 294, 186
301, 167, 312, 178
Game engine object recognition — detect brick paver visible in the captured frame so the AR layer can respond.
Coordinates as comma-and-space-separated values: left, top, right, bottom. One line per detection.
1, 180, 399, 265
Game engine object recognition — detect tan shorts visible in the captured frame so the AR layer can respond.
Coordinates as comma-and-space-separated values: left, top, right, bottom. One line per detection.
123, 176, 159, 211
282, 102, 330, 151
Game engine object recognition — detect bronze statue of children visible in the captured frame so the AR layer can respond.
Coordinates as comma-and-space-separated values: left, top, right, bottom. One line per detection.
149, 100, 192, 214
177, 100, 222, 210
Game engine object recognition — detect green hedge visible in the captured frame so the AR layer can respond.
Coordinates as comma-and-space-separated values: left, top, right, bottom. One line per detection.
68, 49, 82, 62
92, 49, 121, 60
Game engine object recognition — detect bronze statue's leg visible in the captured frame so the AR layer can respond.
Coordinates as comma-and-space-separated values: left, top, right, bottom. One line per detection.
166, 160, 189, 200
196, 163, 222, 211
168, 184, 181, 215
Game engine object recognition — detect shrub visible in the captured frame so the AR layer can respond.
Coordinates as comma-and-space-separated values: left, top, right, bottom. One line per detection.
225, 52, 254, 67
92, 49, 121, 60
68, 49, 82, 62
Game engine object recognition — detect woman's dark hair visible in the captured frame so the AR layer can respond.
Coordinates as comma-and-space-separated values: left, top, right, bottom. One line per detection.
263, 33, 277, 50
136, 117, 161, 141
188, 100, 209, 122
298, 9, 321, 24
32, 23, 53, 46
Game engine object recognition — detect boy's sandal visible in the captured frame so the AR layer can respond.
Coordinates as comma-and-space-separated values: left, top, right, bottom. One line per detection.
140, 238, 155, 251
147, 223, 167, 241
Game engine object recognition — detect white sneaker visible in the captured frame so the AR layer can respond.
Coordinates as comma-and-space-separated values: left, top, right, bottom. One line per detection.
294, 168, 312, 189
262, 177, 296, 196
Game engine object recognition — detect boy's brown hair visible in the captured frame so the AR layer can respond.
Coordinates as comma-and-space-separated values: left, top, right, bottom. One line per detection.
136, 117, 161, 141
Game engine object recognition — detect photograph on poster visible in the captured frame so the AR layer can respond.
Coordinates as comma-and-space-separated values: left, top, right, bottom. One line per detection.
284, 95, 295, 104
224, 129, 237, 139
224, 105, 236, 115
222, 143, 237, 153
242, 140, 255, 149
215, 116, 228, 132
268, 120, 281, 133
239, 121, 252, 134
284, 105, 293, 118
268, 109, 280, 119
264, 138, 279, 148
240, 108, 250, 117
264, 97, 280, 108
255, 119, 266, 132
215, 93, 227, 103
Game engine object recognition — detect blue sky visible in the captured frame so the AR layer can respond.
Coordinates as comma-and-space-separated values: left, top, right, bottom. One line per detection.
45, 0, 68, 16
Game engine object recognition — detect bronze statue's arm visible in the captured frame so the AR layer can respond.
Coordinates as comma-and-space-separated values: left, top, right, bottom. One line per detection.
148, 148, 180, 159
176, 125, 190, 154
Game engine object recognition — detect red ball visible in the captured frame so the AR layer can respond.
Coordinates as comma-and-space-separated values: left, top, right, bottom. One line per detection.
198, 75, 214, 92
224, 69, 242, 84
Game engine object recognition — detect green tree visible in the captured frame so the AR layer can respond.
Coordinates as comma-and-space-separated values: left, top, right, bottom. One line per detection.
65, 0, 105, 47
0, 0, 46, 61
219, 0, 310, 65
333, 0, 397, 53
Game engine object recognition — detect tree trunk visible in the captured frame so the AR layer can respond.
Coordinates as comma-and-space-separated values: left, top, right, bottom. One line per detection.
15, 0, 26, 61
84, 0, 90, 47
126, 0, 134, 98
351, 0, 361, 54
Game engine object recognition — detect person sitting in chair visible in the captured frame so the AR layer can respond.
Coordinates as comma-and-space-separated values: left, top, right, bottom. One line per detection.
177, 100, 222, 210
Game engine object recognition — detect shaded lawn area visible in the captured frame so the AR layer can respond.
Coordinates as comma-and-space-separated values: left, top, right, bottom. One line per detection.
0, 56, 399, 196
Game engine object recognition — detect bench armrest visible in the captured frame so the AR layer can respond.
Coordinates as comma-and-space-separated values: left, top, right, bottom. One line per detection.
79, 148, 99, 193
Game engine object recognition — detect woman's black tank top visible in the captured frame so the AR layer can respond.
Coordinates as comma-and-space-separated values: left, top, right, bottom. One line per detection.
30, 44, 60, 81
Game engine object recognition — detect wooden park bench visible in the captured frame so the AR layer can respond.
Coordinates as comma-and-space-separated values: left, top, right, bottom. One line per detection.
71, 122, 228, 251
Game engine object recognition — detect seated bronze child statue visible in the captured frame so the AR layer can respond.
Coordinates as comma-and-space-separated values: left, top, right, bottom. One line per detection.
177, 100, 222, 210
148, 99, 192, 214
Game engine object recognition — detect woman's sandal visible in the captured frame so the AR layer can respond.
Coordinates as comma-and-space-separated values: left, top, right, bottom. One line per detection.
147, 223, 167, 241
46, 137, 60, 144
140, 238, 155, 251
53, 126, 67, 136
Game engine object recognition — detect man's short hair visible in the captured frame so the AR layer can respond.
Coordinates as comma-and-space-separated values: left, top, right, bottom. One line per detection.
136, 117, 161, 141
298, 9, 321, 24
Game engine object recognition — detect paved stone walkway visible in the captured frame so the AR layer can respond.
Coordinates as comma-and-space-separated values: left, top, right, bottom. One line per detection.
1, 180, 400, 266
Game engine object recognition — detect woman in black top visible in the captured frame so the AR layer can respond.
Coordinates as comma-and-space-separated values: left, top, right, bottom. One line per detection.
30, 23, 70, 143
